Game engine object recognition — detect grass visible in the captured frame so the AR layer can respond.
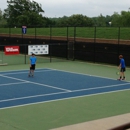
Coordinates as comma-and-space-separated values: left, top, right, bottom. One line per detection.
0, 27, 130, 40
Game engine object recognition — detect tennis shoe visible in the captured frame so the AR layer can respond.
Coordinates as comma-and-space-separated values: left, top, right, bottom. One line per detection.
28, 74, 30, 77
122, 78, 125, 80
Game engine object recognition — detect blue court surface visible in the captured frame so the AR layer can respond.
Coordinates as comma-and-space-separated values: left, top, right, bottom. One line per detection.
0, 68, 130, 109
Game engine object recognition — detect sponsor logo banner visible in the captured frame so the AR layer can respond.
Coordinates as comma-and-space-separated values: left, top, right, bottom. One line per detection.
5, 46, 19, 55
28, 45, 49, 55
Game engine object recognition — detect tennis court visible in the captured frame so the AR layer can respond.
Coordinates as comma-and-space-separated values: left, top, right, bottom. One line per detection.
0, 61, 130, 130
0, 68, 130, 109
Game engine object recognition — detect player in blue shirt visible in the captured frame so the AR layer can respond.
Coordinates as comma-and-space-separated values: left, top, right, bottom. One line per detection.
28, 53, 37, 77
118, 55, 126, 80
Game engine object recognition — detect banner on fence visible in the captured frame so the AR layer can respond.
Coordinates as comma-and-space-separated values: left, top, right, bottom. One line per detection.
4, 46, 19, 55
28, 45, 49, 55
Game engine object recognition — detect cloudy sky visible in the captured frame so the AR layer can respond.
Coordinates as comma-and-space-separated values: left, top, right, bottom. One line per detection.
0, 0, 129, 17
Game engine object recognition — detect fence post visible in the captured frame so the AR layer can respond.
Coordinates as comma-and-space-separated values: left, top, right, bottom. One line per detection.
35, 26, 36, 44
49, 44, 52, 63
67, 26, 68, 42
25, 45, 26, 64
73, 26, 76, 61
94, 26, 96, 63
74, 26, 76, 43
67, 26, 69, 60
50, 25, 52, 42
22, 25, 23, 44
117, 27, 120, 65
49, 25, 52, 62
9, 26, 11, 44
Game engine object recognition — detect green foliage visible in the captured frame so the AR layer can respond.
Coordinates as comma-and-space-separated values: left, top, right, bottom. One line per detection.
111, 12, 121, 26
49, 14, 94, 27
3, 0, 46, 26
0, 9, 7, 27
0, 9, 2, 20
105, 15, 112, 26
55, 16, 69, 27
120, 11, 130, 26
111, 11, 130, 27
68, 14, 93, 26
1, 2, 130, 28
95, 14, 106, 26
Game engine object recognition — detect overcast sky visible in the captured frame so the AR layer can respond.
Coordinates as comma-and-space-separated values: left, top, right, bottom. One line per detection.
0, 0, 129, 18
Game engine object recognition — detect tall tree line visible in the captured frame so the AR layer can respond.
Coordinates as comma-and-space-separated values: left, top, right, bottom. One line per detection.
0, 0, 130, 27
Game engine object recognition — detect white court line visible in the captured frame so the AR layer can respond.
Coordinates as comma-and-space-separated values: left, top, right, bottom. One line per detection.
0, 68, 52, 72
69, 82, 130, 92
0, 74, 71, 92
0, 91, 67, 103
0, 82, 130, 103
0, 67, 127, 82
48, 68, 130, 82
0, 88, 130, 110
0, 82, 28, 86
6, 68, 126, 82
0, 69, 53, 75
1, 68, 128, 83
1, 68, 108, 80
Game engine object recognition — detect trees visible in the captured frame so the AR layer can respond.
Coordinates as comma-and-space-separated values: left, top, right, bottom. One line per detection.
55, 16, 69, 27
111, 12, 122, 27
67, 14, 93, 27
0, 9, 2, 20
92, 14, 106, 26
91, 14, 112, 27
105, 15, 112, 26
0, 9, 7, 27
120, 11, 130, 26
49, 14, 94, 27
111, 10, 130, 27
3, 0, 45, 26
2, 1, 130, 27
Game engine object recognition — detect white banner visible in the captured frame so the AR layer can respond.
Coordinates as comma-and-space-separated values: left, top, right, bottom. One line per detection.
28, 45, 49, 55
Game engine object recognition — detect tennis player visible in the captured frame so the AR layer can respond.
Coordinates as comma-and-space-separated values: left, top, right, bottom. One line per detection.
118, 55, 126, 80
28, 53, 37, 77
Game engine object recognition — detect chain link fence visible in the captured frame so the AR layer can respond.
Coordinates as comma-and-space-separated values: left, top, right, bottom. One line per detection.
0, 26, 130, 66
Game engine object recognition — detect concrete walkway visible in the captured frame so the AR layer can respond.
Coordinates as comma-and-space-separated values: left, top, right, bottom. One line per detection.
51, 113, 130, 130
